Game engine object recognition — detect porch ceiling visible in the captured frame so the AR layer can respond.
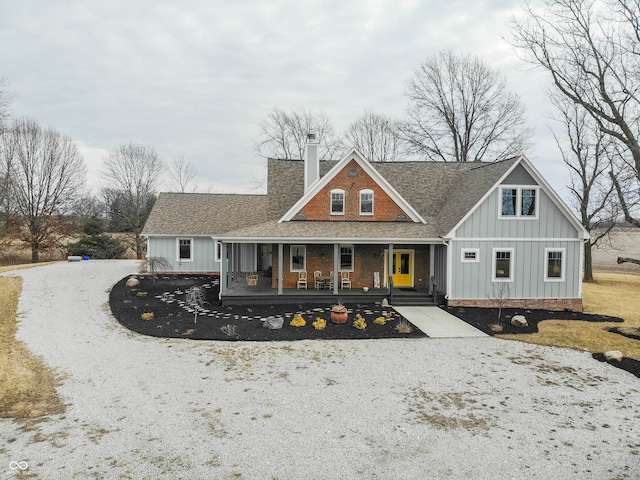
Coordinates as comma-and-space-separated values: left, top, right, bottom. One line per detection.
216, 220, 444, 243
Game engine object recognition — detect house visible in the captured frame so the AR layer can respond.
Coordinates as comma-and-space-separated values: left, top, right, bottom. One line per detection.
142, 138, 589, 311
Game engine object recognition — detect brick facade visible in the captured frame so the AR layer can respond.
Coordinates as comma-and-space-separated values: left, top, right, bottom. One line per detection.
447, 298, 584, 312
271, 243, 430, 290
298, 159, 409, 221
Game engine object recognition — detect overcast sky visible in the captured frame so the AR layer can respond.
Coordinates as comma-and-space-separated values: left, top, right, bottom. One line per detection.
0, 0, 570, 200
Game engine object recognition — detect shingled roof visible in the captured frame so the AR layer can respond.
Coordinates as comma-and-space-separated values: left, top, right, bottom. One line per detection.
255, 157, 519, 239
142, 193, 268, 236
143, 157, 520, 239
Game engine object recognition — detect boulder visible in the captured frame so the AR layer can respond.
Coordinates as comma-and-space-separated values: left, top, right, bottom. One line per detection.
604, 350, 623, 362
125, 277, 140, 287
511, 315, 528, 327
263, 317, 284, 330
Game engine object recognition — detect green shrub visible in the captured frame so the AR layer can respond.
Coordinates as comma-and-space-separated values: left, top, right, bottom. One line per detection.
82, 217, 107, 236
65, 234, 126, 259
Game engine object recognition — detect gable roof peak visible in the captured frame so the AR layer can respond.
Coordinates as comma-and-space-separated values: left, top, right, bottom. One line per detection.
279, 148, 427, 223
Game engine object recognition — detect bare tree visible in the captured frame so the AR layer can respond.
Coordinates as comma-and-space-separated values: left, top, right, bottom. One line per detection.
72, 192, 105, 219
101, 143, 164, 259
401, 51, 532, 162
167, 155, 198, 193
1, 117, 86, 262
0, 78, 12, 216
550, 95, 617, 281
0, 77, 11, 132
510, 0, 640, 229
256, 106, 345, 160
344, 111, 403, 162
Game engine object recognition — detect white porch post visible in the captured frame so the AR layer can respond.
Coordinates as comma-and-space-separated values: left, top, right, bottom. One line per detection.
220, 242, 228, 298
277, 243, 283, 295
333, 243, 339, 294
231, 244, 236, 281
429, 244, 435, 292
388, 243, 394, 287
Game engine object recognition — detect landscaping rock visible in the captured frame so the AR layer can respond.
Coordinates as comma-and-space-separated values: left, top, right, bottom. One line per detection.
263, 317, 284, 330
511, 315, 528, 327
125, 277, 140, 287
604, 350, 623, 362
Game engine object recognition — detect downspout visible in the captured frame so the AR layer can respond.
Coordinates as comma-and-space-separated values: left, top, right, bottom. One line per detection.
440, 237, 451, 302
579, 238, 587, 299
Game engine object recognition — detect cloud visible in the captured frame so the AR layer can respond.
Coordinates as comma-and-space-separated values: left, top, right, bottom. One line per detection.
0, 0, 568, 197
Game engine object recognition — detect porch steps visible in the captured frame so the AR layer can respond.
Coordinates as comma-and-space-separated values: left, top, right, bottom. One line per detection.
389, 292, 444, 307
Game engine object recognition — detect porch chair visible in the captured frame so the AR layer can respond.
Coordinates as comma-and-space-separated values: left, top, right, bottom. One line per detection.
340, 270, 351, 289
314, 270, 323, 289
328, 271, 334, 290
297, 271, 307, 290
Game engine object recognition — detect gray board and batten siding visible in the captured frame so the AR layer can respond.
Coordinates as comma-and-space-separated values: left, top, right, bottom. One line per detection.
447, 164, 583, 301
147, 236, 218, 273
432, 244, 448, 296
449, 239, 581, 300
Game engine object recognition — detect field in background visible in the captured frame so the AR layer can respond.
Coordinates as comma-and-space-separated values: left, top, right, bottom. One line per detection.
591, 228, 640, 275
0, 232, 140, 267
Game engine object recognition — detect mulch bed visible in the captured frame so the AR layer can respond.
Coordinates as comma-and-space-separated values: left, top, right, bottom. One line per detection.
109, 274, 639, 378
592, 353, 640, 378
608, 326, 640, 341
444, 306, 640, 378
443, 306, 623, 336
108, 274, 425, 341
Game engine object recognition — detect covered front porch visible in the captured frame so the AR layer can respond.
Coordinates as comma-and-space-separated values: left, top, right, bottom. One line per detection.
221, 270, 440, 306
217, 240, 447, 306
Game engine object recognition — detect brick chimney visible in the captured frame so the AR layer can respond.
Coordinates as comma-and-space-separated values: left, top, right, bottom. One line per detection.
304, 133, 319, 192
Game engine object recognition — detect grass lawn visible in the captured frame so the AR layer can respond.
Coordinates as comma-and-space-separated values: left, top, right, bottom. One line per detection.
0, 274, 65, 418
0, 262, 56, 274
498, 272, 640, 360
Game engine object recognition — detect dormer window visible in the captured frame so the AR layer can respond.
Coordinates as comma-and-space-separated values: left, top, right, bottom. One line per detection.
331, 189, 345, 215
360, 189, 374, 215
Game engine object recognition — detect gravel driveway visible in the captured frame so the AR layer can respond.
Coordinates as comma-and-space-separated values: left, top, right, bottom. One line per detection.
1, 260, 639, 479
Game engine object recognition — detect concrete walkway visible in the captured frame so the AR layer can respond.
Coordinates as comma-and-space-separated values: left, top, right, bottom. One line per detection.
393, 306, 488, 338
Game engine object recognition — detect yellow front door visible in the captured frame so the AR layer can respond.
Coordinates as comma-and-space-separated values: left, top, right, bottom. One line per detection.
385, 251, 413, 287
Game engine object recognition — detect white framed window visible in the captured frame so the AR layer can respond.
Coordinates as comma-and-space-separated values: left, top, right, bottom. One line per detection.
359, 189, 374, 215
499, 186, 538, 219
177, 238, 193, 262
214, 240, 222, 262
521, 188, 537, 217
290, 245, 306, 272
331, 189, 345, 215
339, 245, 354, 271
492, 248, 514, 282
501, 188, 517, 216
461, 248, 480, 263
544, 248, 565, 282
